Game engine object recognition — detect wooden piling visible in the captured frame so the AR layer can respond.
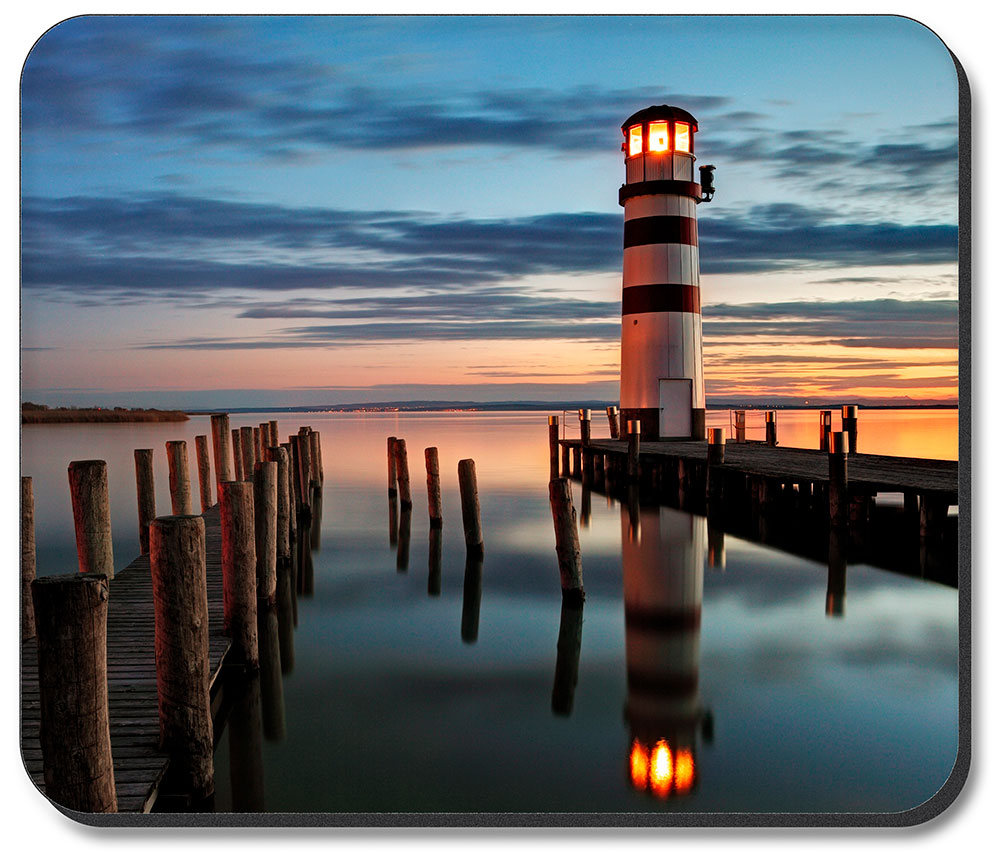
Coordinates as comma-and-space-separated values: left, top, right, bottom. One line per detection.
820, 411, 833, 452
232, 428, 244, 481
842, 405, 859, 454
219, 480, 259, 670
394, 438, 412, 509
458, 458, 484, 556
265, 446, 291, 565
210, 413, 232, 488
387, 436, 398, 497
548, 415, 560, 480
295, 432, 313, 514
608, 405, 621, 440
254, 461, 278, 605
268, 420, 279, 448
195, 435, 213, 512
134, 449, 156, 555
253, 426, 262, 465
308, 431, 322, 487
734, 410, 746, 443
68, 460, 114, 579
258, 424, 269, 458
288, 435, 303, 519
626, 420, 641, 482
548, 478, 585, 605
31, 573, 116, 812
425, 446, 443, 527
166, 440, 193, 516
240, 427, 255, 483
766, 411, 777, 447
561, 440, 570, 478
148, 515, 214, 800
21, 477, 36, 640
579, 408, 592, 446
828, 431, 849, 528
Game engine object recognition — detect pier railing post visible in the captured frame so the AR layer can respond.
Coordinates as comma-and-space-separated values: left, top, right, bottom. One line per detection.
458, 458, 484, 557
68, 460, 115, 579
819, 410, 833, 452
734, 410, 746, 443
195, 434, 213, 512
134, 449, 156, 555
210, 413, 232, 488
166, 440, 193, 516
765, 411, 777, 447
425, 446, 443, 527
548, 416, 560, 480
627, 420, 641, 482
579, 409, 591, 446
149, 514, 214, 801
21, 476, 36, 640
607, 405, 620, 440
31, 573, 116, 812
254, 460, 278, 605
829, 431, 849, 528
394, 438, 412, 509
219, 481, 259, 671
842, 405, 859, 454
548, 478, 585, 605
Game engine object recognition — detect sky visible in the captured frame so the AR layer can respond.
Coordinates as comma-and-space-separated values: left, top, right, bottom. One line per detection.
18, 14, 962, 408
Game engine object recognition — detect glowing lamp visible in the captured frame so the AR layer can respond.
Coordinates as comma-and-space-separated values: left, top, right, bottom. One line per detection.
674, 121, 690, 153
628, 125, 643, 157
648, 121, 670, 152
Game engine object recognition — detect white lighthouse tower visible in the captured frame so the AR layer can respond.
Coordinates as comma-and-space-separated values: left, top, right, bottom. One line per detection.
619, 105, 714, 440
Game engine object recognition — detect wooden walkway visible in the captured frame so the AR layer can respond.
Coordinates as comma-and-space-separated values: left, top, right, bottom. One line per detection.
20, 506, 230, 813
569, 439, 958, 502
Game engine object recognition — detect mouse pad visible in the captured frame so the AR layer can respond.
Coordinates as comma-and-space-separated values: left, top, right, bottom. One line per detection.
18, 14, 969, 827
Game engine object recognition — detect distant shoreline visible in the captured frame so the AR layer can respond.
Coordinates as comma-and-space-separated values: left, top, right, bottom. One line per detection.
21, 407, 190, 424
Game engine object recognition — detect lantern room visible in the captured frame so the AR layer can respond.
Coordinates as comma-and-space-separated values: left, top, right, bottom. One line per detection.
621, 104, 699, 186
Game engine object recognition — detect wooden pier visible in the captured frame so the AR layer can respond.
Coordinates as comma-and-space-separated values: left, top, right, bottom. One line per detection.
20, 506, 230, 813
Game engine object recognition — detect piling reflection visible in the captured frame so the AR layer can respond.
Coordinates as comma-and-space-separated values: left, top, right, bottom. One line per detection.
310, 487, 322, 552
275, 557, 295, 673
551, 600, 584, 716
396, 506, 411, 572
257, 602, 286, 742
827, 528, 847, 617
388, 495, 398, 548
461, 553, 483, 644
621, 501, 711, 801
428, 526, 442, 596
227, 673, 266, 812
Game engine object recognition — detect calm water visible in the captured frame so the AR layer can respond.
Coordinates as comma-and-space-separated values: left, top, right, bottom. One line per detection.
20, 409, 960, 815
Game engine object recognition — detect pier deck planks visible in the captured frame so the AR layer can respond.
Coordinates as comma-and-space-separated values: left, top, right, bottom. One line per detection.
20, 506, 230, 814
572, 439, 958, 501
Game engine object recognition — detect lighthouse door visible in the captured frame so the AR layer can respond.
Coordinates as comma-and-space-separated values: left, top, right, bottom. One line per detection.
658, 378, 693, 438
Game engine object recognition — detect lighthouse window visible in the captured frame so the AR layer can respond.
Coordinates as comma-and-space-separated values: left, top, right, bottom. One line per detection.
648, 121, 670, 153
628, 125, 643, 157
674, 122, 691, 153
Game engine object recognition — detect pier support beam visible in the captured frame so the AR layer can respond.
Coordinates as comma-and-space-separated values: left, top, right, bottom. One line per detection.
149, 515, 214, 801
31, 573, 117, 813
627, 420, 641, 483
548, 416, 560, 480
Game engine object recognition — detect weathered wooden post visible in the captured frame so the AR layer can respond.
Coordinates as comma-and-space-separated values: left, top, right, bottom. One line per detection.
828, 431, 849, 528
842, 405, 859, 454
387, 436, 398, 497
149, 515, 214, 800
607, 405, 620, 440
259, 424, 270, 457
31, 573, 116, 812
265, 446, 291, 566
579, 408, 592, 446
425, 446, 443, 527
219, 480, 258, 670
210, 413, 233, 488
458, 458, 484, 557
21, 477, 36, 640
134, 449, 156, 555
288, 435, 303, 518
819, 410, 833, 452
254, 460, 278, 605
626, 420, 641, 482
561, 439, 571, 478
195, 435, 213, 512
295, 432, 313, 515
765, 411, 777, 447
707, 427, 725, 503
571, 444, 582, 478
266, 420, 277, 448
240, 427, 255, 483
309, 431, 322, 487
280, 441, 296, 540
548, 415, 560, 480
166, 440, 193, 516
68, 460, 114, 579
734, 410, 746, 443
232, 428, 244, 480
548, 478, 584, 605
394, 438, 412, 509
253, 426, 262, 465
551, 599, 584, 716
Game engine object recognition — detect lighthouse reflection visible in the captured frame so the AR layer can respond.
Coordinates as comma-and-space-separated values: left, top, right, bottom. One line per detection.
622, 500, 712, 800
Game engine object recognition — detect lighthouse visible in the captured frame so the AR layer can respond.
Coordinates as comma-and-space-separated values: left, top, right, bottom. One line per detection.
619, 105, 715, 440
